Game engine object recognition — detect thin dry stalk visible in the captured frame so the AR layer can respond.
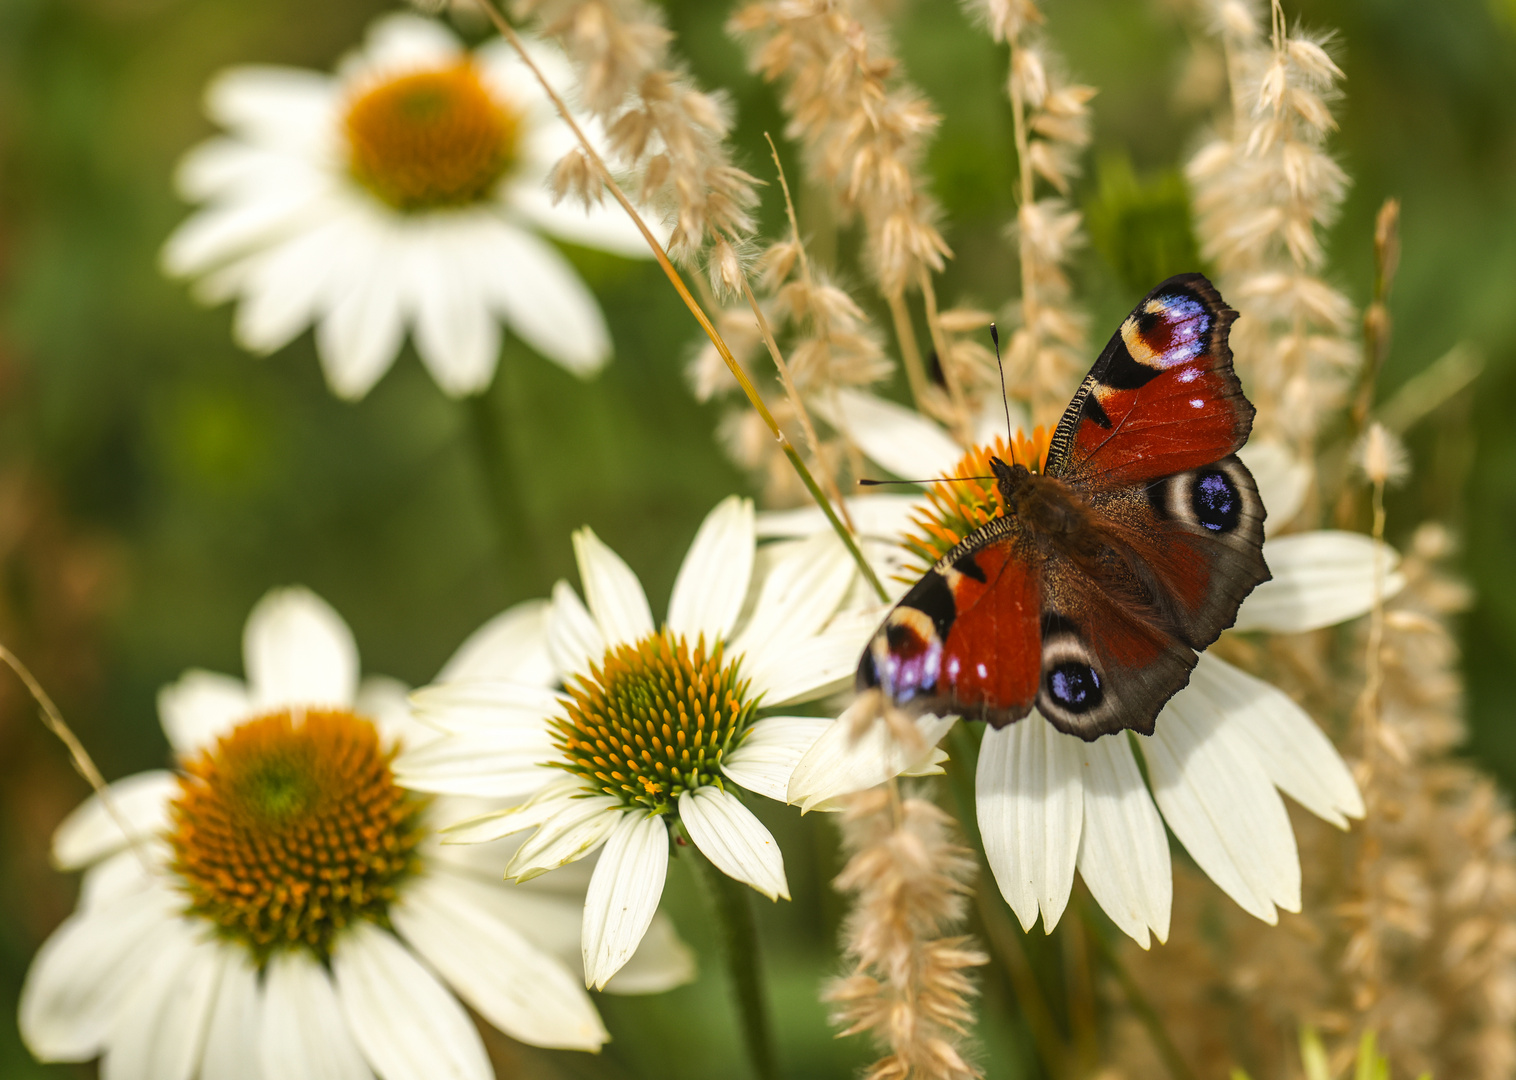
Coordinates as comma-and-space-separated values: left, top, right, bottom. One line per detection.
827, 786, 987, 1080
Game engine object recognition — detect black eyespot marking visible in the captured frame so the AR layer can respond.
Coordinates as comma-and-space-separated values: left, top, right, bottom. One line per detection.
904, 570, 957, 641
1191, 469, 1240, 533
1046, 661, 1103, 713
1082, 392, 1113, 430
952, 554, 988, 583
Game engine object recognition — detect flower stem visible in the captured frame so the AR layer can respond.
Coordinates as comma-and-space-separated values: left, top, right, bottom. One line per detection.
694, 848, 777, 1080
463, 388, 542, 587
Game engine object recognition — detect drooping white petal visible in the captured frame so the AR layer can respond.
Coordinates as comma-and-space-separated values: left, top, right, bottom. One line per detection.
19, 887, 180, 1061
1190, 654, 1363, 826
1235, 531, 1404, 633
744, 608, 882, 707
314, 222, 408, 401
977, 717, 1083, 934
816, 389, 964, 481
392, 727, 558, 799
666, 497, 755, 645
344, 12, 462, 82
505, 797, 624, 880
436, 599, 553, 686
1143, 684, 1301, 923
435, 778, 585, 846
787, 700, 956, 812
581, 812, 669, 990
243, 586, 359, 710
392, 871, 608, 1051
78, 848, 158, 912
409, 219, 502, 398
162, 182, 328, 279
730, 531, 855, 658
198, 944, 263, 1080
546, 579, 606, 676
202, 66, 337, 157
755, 495, 920, 543
1073, 734, 1171, 948
1238, 439, 1311, 536
679, 788, 789, 901
356, 676, 436, 752
261, 951, 374, 1080
230, 215, 351, 356
158, 670, 251, 755
101, 920, 221, 1080
506, 179, 654, 257
478, 221, 610, 377
406, 680, 561, 733
52, 771, 176, 871
722, 716, 832, 802
572, 527, 654, 649
332, 922, 491, 1080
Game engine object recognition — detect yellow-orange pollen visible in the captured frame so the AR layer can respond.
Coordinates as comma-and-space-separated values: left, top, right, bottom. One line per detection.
344, 63, 520, 211
167, 709, 426, 961
901, 427, 1052, 576
552, 631, 756, 812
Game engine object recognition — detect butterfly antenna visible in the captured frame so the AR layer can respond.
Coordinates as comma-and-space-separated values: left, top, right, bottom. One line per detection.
858, 475, 997, 486
991, 322, 1013, 449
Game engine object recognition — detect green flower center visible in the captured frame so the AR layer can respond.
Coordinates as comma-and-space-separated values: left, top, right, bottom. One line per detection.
167, 708, 427, 962
344, 63, 520, 212
551, 631, 757, 812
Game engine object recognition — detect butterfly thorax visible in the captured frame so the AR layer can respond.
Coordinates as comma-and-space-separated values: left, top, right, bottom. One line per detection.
989, 456, 1099, 554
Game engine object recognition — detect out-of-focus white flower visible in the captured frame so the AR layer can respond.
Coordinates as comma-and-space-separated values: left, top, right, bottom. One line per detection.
163, 14, 653, 400
20, 587, 691, 1080
395, 496, 915, 989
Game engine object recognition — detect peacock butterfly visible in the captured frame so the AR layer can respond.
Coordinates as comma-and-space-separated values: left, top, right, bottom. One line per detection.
858, 273, 1269, 740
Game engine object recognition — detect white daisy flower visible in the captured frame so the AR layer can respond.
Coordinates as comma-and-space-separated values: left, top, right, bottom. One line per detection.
765, 416, 1393, 948
394, 496, 897, 989
20, 587, 692, 1080
162, 13, 652, 400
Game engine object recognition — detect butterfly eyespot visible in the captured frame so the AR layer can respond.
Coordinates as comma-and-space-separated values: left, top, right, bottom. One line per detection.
1046, 661, 1103, 713
1191, 469, 1241, 533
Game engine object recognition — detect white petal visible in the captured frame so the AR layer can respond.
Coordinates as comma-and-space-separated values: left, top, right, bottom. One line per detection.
102, 922, 221, 1080
722, 716, 832, 802
787, 701, 956, 811
356, 676, 435, 751
1235, 531, 1405, 633
332, 923, 491, 1080
572, 527, 654, 649
19, 887, 180, 1061
476, 221, 609, 376
392, 871, 607, 1051
314, 224, 408, 401
243, 586, 359, 709
52, 771, 176, 871
347, 13, 462, 79
581, 812, 669, 989
435, 778, 584, 845
1143, 683, 1301, 923
1238, 439, 1311, 536
755, 495, 920, 543
202, 66, 337, 156
437, 599, 553, 685
546, 579, 606, 676
157, 671, 250, 755
679, 788, 789, 901
230, 217, 350, 355
407, 679, 560, 732
261, 951, 374, 1080
1073, 735, 1171, 948
162, 183, 327, 279
505, 796, 624, 880
392, 728, 558, 799
1190, 655, 1363, 826
199, 945, 263, 1080
507, 180, 656, 256
745, 608, 882, 707
599, 911, 697, 994
977, 717, 1083, 933
730, 531, 855, 658
815, 388, 964, 481
408, 220, 502, 397
666, 497, 755, 644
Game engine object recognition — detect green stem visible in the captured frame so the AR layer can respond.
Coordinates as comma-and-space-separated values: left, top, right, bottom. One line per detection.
463, 389, 542, 585
695, 850, 777, 1080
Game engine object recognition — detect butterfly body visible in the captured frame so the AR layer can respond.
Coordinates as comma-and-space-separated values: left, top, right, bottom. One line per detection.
859, 274, 1269, 741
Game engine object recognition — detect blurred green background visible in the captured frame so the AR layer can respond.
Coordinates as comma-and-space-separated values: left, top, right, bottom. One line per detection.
0, 0, 1513, 1076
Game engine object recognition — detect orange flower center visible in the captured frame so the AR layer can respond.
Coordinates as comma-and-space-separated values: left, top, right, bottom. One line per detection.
552, 631, 757, 813
167, 708, 426, 961
901, 427, 1052, 575
344, 63, 520, 211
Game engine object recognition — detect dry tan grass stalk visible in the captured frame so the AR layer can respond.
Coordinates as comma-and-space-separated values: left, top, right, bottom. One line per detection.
826, 786, 987, 1080
516, 0, 760, 277
964, 0, 1094, 428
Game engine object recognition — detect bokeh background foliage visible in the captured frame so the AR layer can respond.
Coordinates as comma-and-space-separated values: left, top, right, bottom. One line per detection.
0, 0, 1514, 1076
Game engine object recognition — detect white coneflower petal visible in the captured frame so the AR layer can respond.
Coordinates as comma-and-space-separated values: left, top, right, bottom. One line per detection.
391, 873, 609, 1051
816, 388, 965, 481
979, 717, 1083, 934
666, 495, 756, 644
243, 587, 359, 709
435, 600, 552, 684
1237, 438, 1312, 535
1193, 655, 1364, 827
755, 495, 920, 542
546, 579, 606, 675
1236, 531, 1405, 632
199, 946, 262, 1080
316, 234, 409, 399
435, 779, 587, 846
1146, 693, 1300, 923
408, 680, 562, 730
202, 66, 334, 154
157, 671, 254, 754
260, 952, 372, 1080
721, 716, 834, 802
1073, 734, 1172, 949
728, 531, 856, 655
51, 772, 176, 870
788, 700, 955, 812
573, 527, 656, 649
411, 227, 500, 396
476, 221, 611, 377
104, 920, 220, 1080
743, 609, 881, 707
679, 787, 790, 902
582, 813, 670, 990
333, 922, 492, 1080
505, 798, 625, 882
391, 727, 558, 798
